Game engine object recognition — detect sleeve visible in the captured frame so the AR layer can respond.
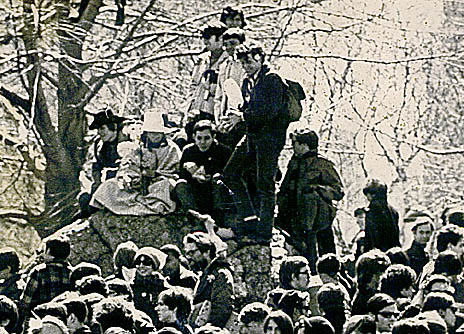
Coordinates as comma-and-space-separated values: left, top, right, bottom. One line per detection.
116, 148, 142, 184
316, 161, 344, 202
208, 268, 234, 327
244, 73, 286, 127
213, 64, 226, 124
20, 269, 39, 313
178, 148, 192, 181
155, 143, 181, 179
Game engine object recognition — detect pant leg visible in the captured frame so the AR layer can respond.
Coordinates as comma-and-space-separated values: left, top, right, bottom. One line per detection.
254, 135, 283, 241
174, 179, 199, 212
304, 231, 318, 274
316, 226, 336, 255
223, 136, 256, 233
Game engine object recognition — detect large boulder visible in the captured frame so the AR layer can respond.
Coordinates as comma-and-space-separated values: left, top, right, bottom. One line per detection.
55, 211, 273, 308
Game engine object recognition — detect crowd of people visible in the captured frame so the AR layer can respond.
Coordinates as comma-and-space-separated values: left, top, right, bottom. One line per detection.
2, 4, 464, 334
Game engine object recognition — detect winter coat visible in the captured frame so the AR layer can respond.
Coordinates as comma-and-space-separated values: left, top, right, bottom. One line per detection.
277, 152, 344, 235
364, 199, 400, 252
190, 257, 234, 328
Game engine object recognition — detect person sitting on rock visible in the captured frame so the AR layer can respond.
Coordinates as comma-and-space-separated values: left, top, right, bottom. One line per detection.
90, 110, 181, 216
174, 120, 231, 224
276, 129, 344, 274
130, 246, 167, 328
155, 288, 194, 334
220, 6, 246, 29
0, 247, 22, 302
160, 244, 198, 293
77, 109, 127, 219
183, 232, 234, 329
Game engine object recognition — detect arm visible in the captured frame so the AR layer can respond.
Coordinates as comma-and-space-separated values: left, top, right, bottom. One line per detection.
155, 143, 181, 179
316, 161, 344, 201
208, 268, 234, 327
244, 73, 286, 127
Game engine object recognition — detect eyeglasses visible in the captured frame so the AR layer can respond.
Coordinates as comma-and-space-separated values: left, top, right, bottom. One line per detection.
378, 311, 399, 319
135, 257, 153, 267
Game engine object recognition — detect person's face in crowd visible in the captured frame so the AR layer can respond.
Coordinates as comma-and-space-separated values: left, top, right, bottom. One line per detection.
448, 237, 464, 262
291, 265, 310, 291
355, 213, 366, 230
145, 132, 164, 146
98, 124, 117, 143
194, 129, 214, 152
376, 303, 399, 332
239, 54, 262, 76
240, 320, 263, 334
135, 255, 156, 277
184, 242, 207, 269
204, 35, 223, 53
155, 300, 177, 324
162, 252, 180, 277
292, 139, 310, 157
223, 37, 241, 55
40, 323, 65, 334
66, 313, 82, 333
413, 223, 433, 245
265, 320, 281, 334
224, 15, 244, 28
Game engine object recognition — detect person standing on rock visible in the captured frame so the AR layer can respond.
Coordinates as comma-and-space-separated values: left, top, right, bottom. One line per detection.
276, 130, 344, 274
222, 43, 290, 246
182, 232, 234, 329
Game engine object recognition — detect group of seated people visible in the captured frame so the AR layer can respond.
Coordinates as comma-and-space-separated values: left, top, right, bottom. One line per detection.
2, 205, 464, 334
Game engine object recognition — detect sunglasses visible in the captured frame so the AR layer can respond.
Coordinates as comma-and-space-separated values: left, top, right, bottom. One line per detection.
378, 311, 399, 319
135, 257, 153, 267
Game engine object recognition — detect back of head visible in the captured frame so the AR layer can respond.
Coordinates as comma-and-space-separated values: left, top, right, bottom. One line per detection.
106, 278, 133, 300
0, 248, 20, 273
366, 293, 396, 315
76, 275, 108, 297
46, 235, 71, 261
436, 224, 464, 252
279, 256, 308, 289
160, 244, 182, 259
0, 295, 18, 332
316, 253, 340, 278
158, 288, 193, 322
343, 315, 376, 334
62, 298, 88, 324
433, 250, 462, 276
386, 247, 410, 266
363, 179, 388, 200
113, 241, 138, 271
71, 262, 102, 288
290, 129, 319, 150
355, 249, 391, 289
263, 310, 293, 334
416, 311, 448, 334
392, 318, 430, 334
317, 283, 346, 312
183, 232, 216, 259
296, 316, 335, 334
201, 21, 227, 40
422, 292, 454, 313
92, 298, 134, 333
379, 264, 417, 299
33, 302, 68, 324
238, 302, 271, 325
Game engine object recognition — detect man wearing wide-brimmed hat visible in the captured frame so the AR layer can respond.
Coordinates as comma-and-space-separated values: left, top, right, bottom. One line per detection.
90, 110, 181, 216
77, 109, 127, 219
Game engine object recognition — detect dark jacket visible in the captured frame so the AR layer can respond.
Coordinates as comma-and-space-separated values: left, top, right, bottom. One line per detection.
364, 199, 400, 252
242, 65, 289, 143
91, 138, 121, 191
191, 257, 234, 328
277, 153, 344, 234
406, 241, 429, 276
165, 265, 198, 291
0, 273, 22, 302
179, 141, 231, 184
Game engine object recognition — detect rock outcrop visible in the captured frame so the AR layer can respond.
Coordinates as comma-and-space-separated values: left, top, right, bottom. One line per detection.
55, 211, 273, 309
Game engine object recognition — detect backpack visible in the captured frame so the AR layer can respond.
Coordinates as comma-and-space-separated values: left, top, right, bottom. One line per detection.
283, 78, 306, 122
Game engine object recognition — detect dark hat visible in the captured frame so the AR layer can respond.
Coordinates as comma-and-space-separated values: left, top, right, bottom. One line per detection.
201, 21, 227, 39
89, 110, 125, 130
193, 119, 215, 133
291, 129, 319, 150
